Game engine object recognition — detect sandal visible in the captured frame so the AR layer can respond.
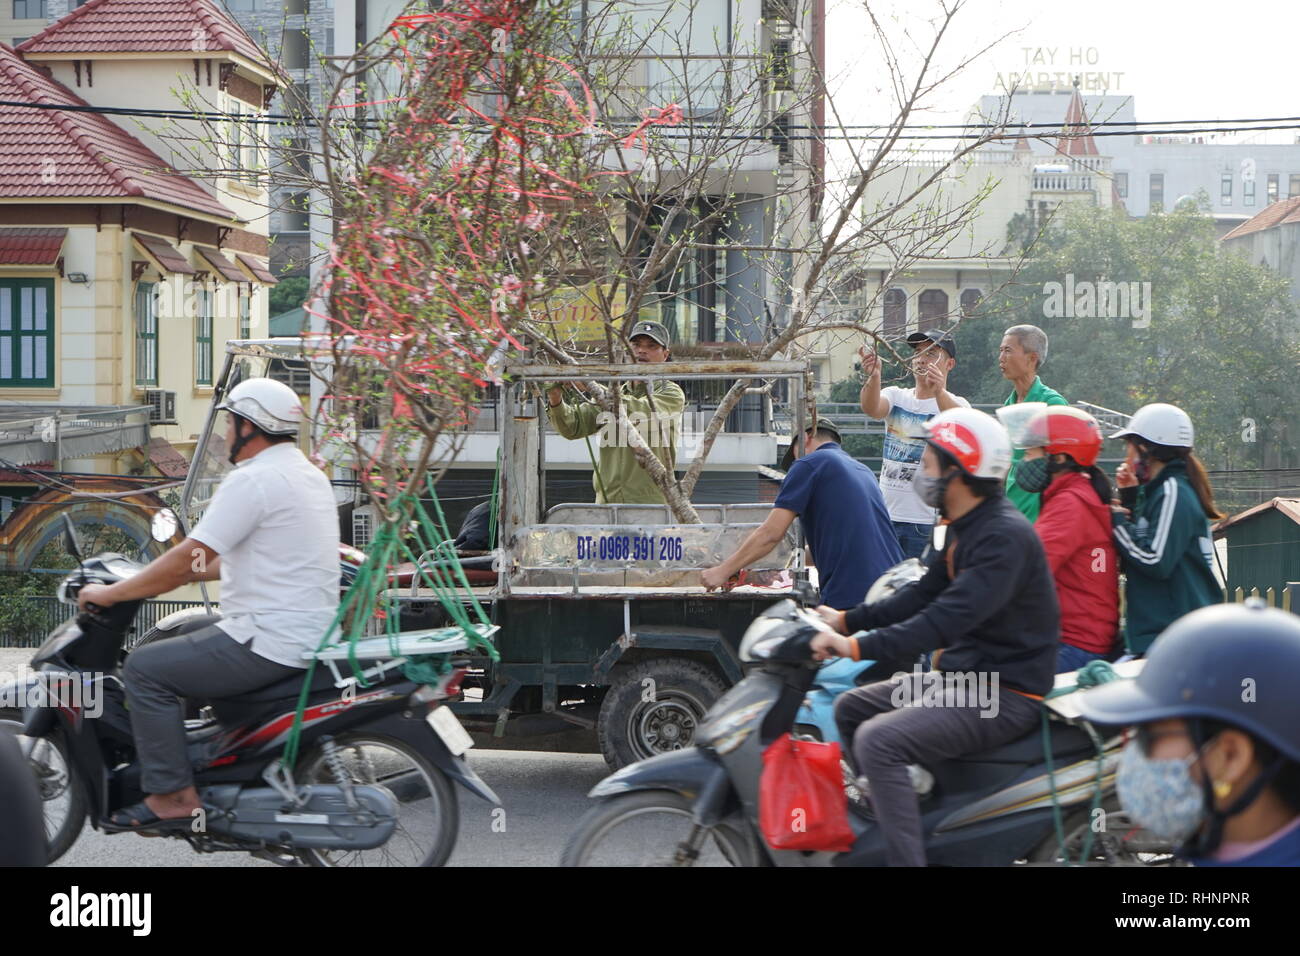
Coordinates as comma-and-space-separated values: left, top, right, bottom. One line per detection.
102, 800, 201, 834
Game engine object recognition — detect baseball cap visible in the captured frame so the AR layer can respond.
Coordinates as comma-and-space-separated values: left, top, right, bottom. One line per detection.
627, 320, 671, 348
780, 418, 843, 471
906, 329, 956, 359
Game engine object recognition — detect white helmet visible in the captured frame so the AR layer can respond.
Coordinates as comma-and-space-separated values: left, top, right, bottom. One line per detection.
921, 407, 1013, 481
218, 378, 303, 436
1109, 402, 1193, 448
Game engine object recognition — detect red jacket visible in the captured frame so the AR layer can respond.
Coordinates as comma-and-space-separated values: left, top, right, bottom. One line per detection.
1035, 471, 1120, 655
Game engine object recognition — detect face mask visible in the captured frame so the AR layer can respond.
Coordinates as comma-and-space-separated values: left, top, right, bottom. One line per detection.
1014, 456, 1051, 494
1115, 741, 1207, 843
912, 468, 947, 509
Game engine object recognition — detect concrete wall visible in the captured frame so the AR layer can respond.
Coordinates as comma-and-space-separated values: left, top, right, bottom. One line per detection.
1222, 219, 1300, 307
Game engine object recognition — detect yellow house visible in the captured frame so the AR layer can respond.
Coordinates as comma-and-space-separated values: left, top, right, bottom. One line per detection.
0, 0, 280, 476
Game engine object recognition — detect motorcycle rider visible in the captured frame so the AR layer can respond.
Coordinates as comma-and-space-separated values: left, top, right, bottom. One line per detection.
1076, 602, 1300, 866
810, 408, 1060, 867
77, 378, 340, 831
1000, 404, 1120, 672
0, 728, 45, 865
1109, 403, 1222, 655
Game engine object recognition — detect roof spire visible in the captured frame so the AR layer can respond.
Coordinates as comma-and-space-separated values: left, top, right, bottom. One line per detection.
1056, 86, 1099, 157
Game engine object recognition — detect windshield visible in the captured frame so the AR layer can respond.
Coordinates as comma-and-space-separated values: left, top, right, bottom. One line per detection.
181, 344, 320, 528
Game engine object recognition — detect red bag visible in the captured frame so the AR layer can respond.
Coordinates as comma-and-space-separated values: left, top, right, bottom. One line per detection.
758, 733, 855, 852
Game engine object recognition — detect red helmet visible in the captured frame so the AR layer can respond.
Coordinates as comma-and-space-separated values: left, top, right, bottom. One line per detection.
921, 408, 1012, 480
1014, 406, 1103, 466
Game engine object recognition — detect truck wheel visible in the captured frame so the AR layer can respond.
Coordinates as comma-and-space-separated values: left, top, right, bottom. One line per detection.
597, 659, 726, 770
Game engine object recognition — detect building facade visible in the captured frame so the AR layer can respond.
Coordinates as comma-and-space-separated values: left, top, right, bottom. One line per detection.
1, 0, 279, 476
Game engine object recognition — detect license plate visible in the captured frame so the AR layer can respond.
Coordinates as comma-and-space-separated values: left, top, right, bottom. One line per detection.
426, 705, 474, 756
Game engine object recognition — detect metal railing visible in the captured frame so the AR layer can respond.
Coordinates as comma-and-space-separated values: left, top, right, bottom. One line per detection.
0, 596, 210, 648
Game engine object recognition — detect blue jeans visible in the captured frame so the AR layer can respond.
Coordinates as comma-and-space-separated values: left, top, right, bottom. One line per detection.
892, 521, 933, 561
1055, 642, 1108, 674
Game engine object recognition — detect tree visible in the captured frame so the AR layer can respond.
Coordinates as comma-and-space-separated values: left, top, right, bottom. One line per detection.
157, 0, 1020, 522
950, 201, 1300, 488
269, 276, 311, 316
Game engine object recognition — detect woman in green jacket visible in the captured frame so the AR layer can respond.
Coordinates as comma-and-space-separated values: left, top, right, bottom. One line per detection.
1110, 403, 1224, 655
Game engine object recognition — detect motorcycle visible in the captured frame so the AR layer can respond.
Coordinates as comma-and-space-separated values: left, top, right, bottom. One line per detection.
0, 516, 499, 867
563, 599, 1176, 867
794, 559, 929, 745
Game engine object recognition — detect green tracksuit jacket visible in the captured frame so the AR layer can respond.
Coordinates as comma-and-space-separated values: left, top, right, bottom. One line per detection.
1112, 460, 1222, 654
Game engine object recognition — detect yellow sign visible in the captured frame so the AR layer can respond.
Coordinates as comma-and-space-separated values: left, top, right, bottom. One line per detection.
535, 283, 627, 344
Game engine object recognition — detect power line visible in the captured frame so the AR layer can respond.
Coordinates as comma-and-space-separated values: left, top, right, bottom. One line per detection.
4, 97, 1300, 141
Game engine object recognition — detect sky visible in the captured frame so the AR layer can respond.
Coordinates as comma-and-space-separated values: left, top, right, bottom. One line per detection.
823, 0, 1299, 143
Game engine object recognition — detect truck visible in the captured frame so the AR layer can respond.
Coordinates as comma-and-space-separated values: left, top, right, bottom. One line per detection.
180, 342, 813, 768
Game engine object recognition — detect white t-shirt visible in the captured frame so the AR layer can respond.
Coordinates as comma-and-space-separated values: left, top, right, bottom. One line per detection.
878, 386, 971, 525
189, 443, 340, 668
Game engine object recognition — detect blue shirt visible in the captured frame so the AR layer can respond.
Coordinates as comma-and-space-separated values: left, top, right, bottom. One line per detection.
774, 442, 903, 610
1186, 817, 1300, 867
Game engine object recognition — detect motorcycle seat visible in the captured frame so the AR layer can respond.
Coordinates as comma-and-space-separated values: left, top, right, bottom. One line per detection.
215, 667, 341, 707
953, 720, 1094, 764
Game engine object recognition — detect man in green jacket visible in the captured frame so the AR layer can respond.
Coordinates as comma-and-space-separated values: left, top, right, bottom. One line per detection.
999, 324, 1067, 522
546, 320, 686, 505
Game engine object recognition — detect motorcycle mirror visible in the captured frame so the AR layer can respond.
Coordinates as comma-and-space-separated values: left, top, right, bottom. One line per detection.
151, 507, 179, 543
61, 514, 84, 563
791, 579, 820, 608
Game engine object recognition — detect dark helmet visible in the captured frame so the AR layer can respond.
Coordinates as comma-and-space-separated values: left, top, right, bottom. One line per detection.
1076, 601, 1300, 762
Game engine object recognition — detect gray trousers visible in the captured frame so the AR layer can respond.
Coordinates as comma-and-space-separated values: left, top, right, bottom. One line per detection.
122, 624, 302, 795
833, 672, 1042, 867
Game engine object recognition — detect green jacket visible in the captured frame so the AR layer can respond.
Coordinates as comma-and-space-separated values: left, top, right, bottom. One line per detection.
1002, 377, 1068, 522
1112, 460, 1221, 654
547, 380, 686, 504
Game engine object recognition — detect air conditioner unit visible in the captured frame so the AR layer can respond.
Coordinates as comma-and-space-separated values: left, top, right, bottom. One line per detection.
144, 388, 177, 425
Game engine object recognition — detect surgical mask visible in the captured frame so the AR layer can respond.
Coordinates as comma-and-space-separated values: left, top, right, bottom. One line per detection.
1115, 741, 1207, 843
1014, 456, 1051, 494
911, 468, 946, 509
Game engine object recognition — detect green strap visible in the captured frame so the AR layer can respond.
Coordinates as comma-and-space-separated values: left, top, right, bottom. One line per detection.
583, 434, 610, 503
488, 448, 501, 550
1042, 659, 1119, 864
278, 478, 498, 771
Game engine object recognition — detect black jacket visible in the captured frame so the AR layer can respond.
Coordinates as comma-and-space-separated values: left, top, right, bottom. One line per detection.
844, 494, 1060, 696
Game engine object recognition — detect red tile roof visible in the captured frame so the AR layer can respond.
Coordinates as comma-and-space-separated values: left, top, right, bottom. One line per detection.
235, 253, 277, 285
1219, 197, 1300, 241
1055, 88, 1100, 158
0, 227, 68, 265
194, 244, 246, 282
133, 233, 196, 274
0, 44, 237, 221
16, 0, 267, 66
146, 436, 190, 478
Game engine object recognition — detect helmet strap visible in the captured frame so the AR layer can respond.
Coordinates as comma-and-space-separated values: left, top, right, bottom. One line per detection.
935, 466, 958, 519
1182, 720, 1287, 858
227, 416, 258, 465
